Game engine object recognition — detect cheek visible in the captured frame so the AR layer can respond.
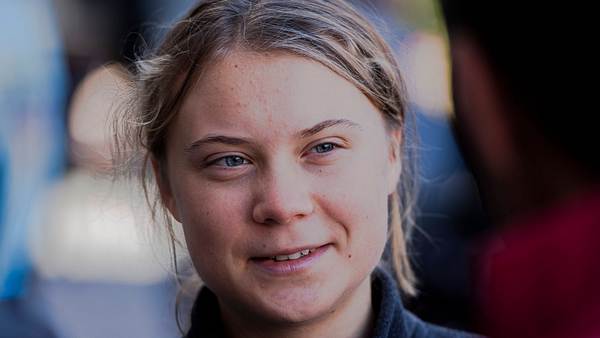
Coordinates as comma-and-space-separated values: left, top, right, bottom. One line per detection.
315, 151, 390, 258
171, 177, 250, 277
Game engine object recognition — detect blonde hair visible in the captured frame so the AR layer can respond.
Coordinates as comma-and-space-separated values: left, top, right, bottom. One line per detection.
114, 0, 417, 306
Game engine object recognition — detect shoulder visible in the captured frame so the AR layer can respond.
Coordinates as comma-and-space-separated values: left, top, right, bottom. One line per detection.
402, 311, 484, 338
370, 267, 484, 338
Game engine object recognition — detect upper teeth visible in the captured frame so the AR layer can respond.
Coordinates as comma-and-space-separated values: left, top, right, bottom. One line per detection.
273, 249, 311, 261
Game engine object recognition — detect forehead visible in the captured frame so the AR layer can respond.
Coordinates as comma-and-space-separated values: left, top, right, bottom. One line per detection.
175, 51, 385, 139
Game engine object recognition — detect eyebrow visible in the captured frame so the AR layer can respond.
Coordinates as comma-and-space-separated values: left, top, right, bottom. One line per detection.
185, 119, 360, 152
298, 119, 361, 138
185, 135, 251, 152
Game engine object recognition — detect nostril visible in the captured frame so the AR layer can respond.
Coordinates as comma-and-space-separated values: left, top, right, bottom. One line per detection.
251, 179, 314, 225
263, 217, 278, 225
253, 208, 305, 226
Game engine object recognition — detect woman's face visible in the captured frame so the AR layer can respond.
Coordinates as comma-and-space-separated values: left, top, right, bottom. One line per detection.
158, 51, 401, 325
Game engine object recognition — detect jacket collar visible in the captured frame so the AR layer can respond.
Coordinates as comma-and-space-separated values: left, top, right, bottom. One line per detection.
185, 267, 409, 338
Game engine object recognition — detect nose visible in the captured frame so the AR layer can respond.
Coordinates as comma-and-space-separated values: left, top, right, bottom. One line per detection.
251, 164, 314, 226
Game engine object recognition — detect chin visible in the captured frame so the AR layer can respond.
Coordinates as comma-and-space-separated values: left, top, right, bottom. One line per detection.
252, 284, 338, 324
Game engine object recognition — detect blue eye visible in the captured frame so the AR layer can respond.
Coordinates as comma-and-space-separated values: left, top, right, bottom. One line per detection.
212, 155, 249, 168
313, 143, 336, 154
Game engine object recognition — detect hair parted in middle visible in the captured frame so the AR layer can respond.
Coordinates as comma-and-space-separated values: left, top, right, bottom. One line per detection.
116, 0, 418, 297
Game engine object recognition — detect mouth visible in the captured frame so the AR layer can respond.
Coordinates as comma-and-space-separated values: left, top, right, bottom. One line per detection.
270, 248, 314, 261
250, 244, 330, 275
252, 245, 324, 262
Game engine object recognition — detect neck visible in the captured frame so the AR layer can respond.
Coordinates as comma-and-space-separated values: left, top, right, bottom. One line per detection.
221, 276, 375, 338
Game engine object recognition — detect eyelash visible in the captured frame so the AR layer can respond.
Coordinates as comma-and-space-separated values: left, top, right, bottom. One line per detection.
308, 142, 338, 155
208, 155, 250, 168
207, 142, 340, 169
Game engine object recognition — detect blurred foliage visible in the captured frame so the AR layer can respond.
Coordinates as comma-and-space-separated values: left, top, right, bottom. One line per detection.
392, 0, 445, 33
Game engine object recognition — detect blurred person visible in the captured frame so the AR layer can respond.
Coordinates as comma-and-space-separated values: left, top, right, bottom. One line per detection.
114, 1, 483, 337
440, 1, 599, 337
397, 29, 487, 332
31, 65, 171, 285
351, 0, 488, 331
27, 65, 179, 338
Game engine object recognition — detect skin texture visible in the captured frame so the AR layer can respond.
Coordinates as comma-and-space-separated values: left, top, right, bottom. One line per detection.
155, 51, 402, 338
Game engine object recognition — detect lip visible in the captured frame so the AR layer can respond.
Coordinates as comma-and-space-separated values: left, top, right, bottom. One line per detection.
257, 244, 324, 258
250, 244, 331, 276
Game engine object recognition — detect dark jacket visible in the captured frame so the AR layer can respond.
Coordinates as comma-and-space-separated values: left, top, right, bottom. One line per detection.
479, 189, 600, 338
185, 268, 482, 338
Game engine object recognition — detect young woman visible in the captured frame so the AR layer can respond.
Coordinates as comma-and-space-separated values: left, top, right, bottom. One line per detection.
116, 1, 482, 337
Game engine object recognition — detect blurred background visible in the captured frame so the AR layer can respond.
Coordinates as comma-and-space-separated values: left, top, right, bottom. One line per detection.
0, 0, 489, 337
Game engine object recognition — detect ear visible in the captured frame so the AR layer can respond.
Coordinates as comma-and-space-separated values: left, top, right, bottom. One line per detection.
151, 156, 181, 222
386, 128, 403, 195
450, 33, 516, 179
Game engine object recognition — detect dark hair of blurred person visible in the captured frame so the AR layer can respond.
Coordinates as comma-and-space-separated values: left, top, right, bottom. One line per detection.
440, 1, 599, 338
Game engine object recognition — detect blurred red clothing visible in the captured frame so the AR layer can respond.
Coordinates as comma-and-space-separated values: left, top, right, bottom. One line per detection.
478, 189, 600, 338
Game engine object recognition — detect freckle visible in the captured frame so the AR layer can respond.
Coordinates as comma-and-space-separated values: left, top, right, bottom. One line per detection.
348, 254, 352, 259
234, 64, 238, 68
